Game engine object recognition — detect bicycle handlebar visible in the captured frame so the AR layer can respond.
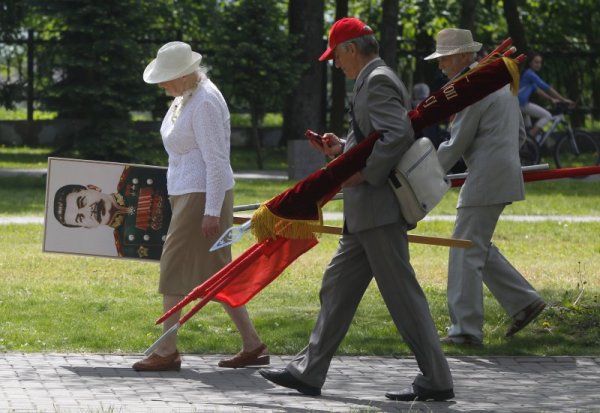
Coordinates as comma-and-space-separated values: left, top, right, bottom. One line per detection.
552, 101, 576, 115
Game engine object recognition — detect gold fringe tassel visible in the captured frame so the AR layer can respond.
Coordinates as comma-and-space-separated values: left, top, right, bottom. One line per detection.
502, 57, 521, 95
250, 204, 321, 242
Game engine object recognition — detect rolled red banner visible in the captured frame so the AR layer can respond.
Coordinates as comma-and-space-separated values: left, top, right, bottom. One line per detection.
450, 165, 600, 188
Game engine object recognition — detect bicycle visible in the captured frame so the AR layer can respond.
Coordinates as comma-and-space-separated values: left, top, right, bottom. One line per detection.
519, 103, 600, 168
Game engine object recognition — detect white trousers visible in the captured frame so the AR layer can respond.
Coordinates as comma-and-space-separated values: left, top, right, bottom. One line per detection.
521, 102, 552, 129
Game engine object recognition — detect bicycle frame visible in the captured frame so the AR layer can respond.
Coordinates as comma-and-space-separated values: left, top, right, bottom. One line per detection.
532, 113, 567, 147
520, 104, 599, 168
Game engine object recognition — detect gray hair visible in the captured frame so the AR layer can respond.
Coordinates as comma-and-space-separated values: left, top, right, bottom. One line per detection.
341, 35, 379, 57
457, 52, 477, 63
189, 66, 209, 83
197, 65, 209, 78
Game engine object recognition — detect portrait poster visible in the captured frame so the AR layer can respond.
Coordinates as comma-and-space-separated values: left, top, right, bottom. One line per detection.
43, 158, 171, 261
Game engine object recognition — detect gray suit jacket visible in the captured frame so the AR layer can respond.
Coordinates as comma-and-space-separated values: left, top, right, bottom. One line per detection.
343, 58, 414, 232
437, 85, 526, 207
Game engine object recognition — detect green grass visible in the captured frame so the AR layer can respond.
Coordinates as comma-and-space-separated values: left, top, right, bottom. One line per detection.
1, 148, 599, 356
433, 179, 600, 216
0, 145, 54, 168
0, 108, 283, 126
0, 107, 57, 120
0, 175, 47, 216
0, 145, 288, 171
1, 220, 599, 355
231, 145, 287, 171
230, 112, 283, 127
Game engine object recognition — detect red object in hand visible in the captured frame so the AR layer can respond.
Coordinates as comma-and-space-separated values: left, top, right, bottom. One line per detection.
305, 129, 324, 146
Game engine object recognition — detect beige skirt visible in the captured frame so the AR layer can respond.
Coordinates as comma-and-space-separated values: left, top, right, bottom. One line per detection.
159, 190, 233, 295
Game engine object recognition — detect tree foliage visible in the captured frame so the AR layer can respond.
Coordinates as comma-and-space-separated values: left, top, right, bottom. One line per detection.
0, 0, 27, 109
27, 0, 164, 161
211, 0, 300, 119
210, 0, 302, 168
32, 1, 154, 120
0, 0, 599, 160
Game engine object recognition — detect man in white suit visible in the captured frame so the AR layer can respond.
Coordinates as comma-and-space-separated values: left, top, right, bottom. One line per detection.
259, 17, 454, 402
425, 28, 546, 346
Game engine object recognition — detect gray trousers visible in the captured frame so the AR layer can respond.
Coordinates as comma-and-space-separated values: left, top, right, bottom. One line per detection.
286, 222, 453, 391
447, 204, 542, 341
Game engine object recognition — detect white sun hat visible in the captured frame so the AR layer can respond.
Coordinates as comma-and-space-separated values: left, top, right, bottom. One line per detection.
424, 28, 482, 60
143, 41, 202, 84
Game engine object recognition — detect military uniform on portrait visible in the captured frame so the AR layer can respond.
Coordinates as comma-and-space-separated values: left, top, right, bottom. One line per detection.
110, 166, 171, 260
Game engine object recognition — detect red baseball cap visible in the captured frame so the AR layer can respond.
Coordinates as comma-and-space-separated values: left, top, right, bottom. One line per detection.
319, 17, 374, 61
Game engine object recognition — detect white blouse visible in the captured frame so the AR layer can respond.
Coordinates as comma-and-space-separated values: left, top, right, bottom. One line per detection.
160, 78, 235, 217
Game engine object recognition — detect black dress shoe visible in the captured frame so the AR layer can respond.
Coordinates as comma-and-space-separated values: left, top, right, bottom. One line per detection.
259, 368, 321, 396
385, 384, 454, 402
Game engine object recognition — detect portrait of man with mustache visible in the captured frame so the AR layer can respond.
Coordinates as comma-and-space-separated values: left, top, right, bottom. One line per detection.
52, 165, 171, 260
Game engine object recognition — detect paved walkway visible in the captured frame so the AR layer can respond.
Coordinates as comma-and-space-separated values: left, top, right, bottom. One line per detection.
1, 353, 599, 412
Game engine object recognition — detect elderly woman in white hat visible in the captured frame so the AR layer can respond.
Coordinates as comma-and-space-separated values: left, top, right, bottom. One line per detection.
133, 41, 269, 371
425, 29, 545, 346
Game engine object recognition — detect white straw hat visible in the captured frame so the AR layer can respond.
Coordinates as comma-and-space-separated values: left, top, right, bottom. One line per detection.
424, 28, 482, 60
143, 41, 202, 84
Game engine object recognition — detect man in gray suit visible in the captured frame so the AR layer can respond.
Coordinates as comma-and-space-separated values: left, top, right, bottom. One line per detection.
259, 17, 454, 402
425, 28, 546, 346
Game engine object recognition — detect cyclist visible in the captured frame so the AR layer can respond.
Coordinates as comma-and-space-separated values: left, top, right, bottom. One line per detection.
518, 52, 574, 138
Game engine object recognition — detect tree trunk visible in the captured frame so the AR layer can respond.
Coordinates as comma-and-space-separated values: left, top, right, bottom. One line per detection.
459, 0, 477, 32
282, 0, 325, 144
583, 12, 600, 122
503, 0, 529, 55
413, 0, 438, 88
330, 0, 348, 136
250, 109, 264, 170
380, 0, 399, 72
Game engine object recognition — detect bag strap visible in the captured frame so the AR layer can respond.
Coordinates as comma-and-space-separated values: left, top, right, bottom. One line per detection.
349, 104, 366, 143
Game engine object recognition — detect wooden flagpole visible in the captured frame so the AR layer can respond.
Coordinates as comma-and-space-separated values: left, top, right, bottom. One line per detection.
232, 216, 472, 248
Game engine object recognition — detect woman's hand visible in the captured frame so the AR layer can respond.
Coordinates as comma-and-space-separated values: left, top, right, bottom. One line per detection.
202, 215, 221, 238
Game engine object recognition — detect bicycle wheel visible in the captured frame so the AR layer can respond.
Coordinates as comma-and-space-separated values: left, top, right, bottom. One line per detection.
554, 130, 600, 168
519, 136, 541, 166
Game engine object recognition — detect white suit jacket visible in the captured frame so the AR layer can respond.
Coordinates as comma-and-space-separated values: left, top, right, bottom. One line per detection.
437, 85, 526, 207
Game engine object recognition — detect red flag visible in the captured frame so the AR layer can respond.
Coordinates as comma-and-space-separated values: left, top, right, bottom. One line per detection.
450, 165, 600, 188
157, 237, 317, 324
214, 237, 318, 307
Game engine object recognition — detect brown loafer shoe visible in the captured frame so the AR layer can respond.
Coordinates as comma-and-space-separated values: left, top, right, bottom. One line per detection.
132, 351, 181, 372
506, 299, 547, 337
218, 343, 270, 368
